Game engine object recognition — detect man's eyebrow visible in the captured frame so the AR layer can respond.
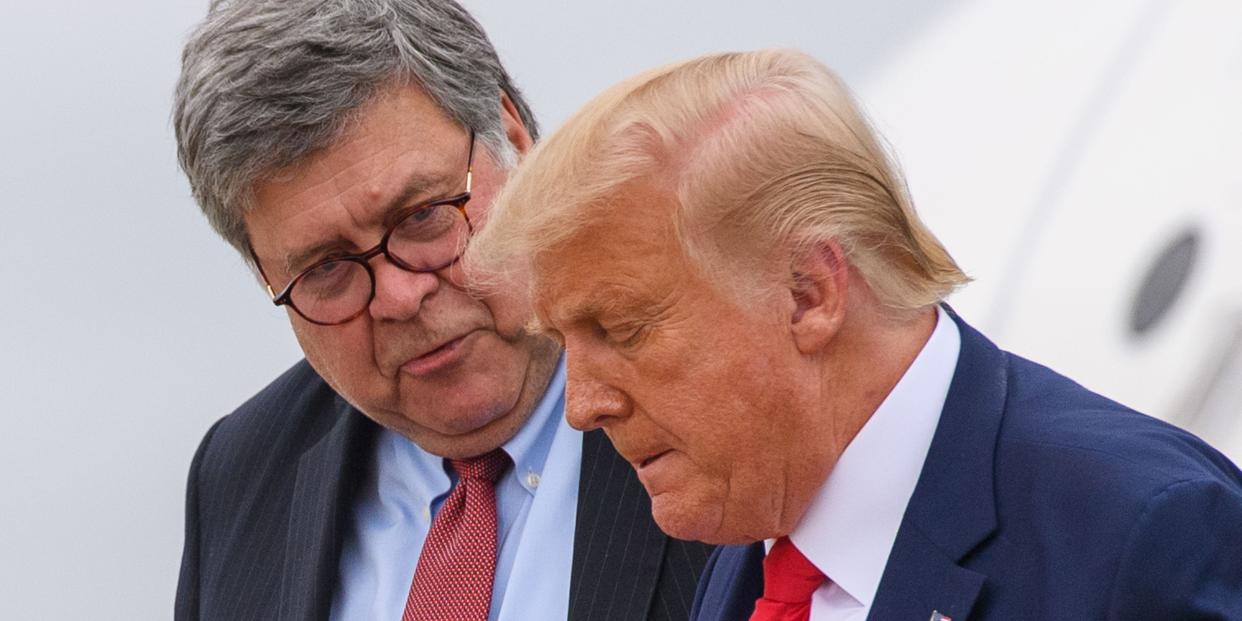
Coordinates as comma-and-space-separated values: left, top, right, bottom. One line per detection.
375, 170, 451, 228
283, 238, 350, 275
555, 287, 644, 325
281, 170, 448, 274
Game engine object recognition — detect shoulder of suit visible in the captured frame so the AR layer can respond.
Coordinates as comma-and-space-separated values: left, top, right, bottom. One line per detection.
990, 350, 1242, 509
192, 359, 362, 491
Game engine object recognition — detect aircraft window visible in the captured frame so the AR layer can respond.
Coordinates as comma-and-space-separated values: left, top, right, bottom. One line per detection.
1129, 228, 1200, 337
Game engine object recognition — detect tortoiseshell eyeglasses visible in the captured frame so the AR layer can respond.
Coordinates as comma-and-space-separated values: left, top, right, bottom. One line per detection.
252, 130, 476, 325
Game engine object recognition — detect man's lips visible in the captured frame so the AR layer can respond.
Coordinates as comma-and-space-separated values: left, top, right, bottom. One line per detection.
400, 331, 476, 377
631, 448, 677, 491
636, 449, 673, 470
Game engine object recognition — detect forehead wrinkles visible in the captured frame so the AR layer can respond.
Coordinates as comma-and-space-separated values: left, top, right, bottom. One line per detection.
534, 195, 688, 328
304, 127, 450, 202
265, 144, 398, 230
262, 85, 465, 210
257, 132, 458, 253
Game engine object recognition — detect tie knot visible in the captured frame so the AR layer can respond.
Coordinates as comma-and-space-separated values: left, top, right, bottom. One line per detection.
448, 449, 511, 483
761, 536, 826, 604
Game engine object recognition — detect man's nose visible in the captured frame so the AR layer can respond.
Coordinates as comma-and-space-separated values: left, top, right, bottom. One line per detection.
564, 355, 630, 431
367, 259, 441, 321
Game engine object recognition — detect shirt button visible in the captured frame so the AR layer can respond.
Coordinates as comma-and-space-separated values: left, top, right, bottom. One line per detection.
526, 471, 541, 489
421, 505, 431, 522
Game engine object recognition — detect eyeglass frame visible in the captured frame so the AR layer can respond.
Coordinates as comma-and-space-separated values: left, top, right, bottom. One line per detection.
249, 129, 477, 326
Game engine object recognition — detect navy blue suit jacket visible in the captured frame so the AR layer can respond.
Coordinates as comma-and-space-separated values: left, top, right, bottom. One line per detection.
692, 313, 1242, 620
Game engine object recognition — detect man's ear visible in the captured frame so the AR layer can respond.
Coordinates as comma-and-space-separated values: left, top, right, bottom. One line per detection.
499, 92, 534, 156
789, 240, 849, 355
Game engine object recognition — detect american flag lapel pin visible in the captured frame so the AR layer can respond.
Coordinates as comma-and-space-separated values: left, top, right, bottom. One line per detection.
929, 612, 952, 621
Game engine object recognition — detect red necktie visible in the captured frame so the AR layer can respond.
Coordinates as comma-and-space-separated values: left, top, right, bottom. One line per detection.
749, 536, 827, 621
402, 450, 511, 621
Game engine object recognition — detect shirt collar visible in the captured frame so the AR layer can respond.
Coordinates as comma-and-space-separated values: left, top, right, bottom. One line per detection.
500, 353, 567, 495
374, 353, 567, 502
787, 306, 961, 609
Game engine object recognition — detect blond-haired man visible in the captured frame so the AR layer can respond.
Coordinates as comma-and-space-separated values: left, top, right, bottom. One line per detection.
467, 49, 1242, 620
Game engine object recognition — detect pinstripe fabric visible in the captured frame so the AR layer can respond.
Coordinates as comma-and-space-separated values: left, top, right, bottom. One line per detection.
176, 360, 713, 621
176, 361, 373, 621
569, 430, 715, 621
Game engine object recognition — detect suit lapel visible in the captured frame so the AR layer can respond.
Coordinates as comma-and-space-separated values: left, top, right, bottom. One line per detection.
867, 530, 987, 621
278, 399, 376, 621
569, 429, 669, 621
868, 313, 1007, 621
690, 544, 765, 621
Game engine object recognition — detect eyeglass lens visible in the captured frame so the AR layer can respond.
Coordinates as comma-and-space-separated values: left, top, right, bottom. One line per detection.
288, 201, 470, 324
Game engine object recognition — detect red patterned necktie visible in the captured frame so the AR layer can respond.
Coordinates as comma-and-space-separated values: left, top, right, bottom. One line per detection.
402, 449, 511, 621
749, 536, 827, 621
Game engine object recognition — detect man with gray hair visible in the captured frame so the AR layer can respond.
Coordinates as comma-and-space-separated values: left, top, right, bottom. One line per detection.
172, 1, 709, 619
467, 49, 1242, 620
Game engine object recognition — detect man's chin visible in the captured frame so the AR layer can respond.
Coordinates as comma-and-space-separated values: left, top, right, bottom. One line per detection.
650, 495, 731, 544
387, 336, 557, 458
400, 366, 520, 424
386, 405, 525, 458
650, 494, 782, 545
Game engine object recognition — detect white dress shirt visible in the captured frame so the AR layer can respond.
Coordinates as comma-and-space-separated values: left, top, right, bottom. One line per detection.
786, 306, 961, 621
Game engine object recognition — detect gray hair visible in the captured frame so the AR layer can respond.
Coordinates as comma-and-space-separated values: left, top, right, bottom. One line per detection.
174, 0, 538, 259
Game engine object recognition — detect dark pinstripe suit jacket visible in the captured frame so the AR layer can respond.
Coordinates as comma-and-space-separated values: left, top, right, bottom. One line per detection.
175, 360, 712, 621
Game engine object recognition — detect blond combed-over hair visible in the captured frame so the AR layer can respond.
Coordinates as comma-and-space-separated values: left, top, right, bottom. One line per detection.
467, 49, 968, 313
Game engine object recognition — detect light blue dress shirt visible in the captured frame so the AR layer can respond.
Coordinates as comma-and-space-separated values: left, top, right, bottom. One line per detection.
330, 358, 577, 621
